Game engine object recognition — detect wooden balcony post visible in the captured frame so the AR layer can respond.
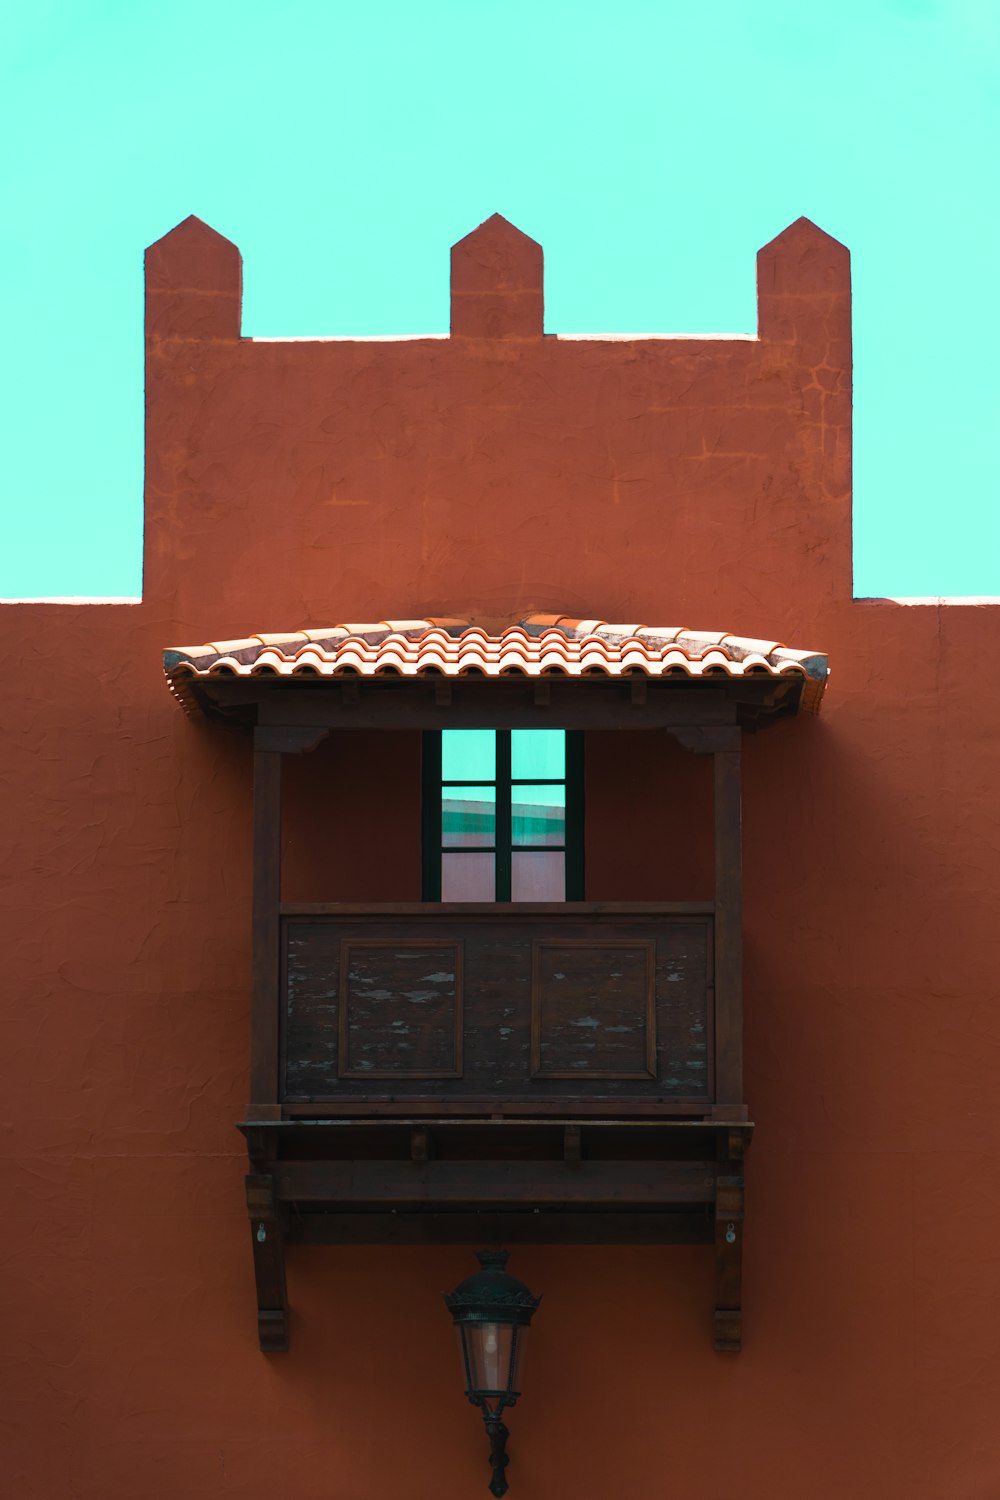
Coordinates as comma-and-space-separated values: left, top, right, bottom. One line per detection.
250, 737, 282, 1117
713, 734, 744, 1112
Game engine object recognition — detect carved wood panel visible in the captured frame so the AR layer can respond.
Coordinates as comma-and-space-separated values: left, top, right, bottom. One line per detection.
530, 940, 656, 1078
283, 909, 712, 1104
338, 941, 462, 1078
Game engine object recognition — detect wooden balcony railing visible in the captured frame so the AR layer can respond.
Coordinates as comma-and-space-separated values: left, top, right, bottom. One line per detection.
279, 902, 715, 1115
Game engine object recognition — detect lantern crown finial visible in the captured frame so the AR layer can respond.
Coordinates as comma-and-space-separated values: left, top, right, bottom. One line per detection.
477, 1249, 509, 1272
445, 1249, 541, 1319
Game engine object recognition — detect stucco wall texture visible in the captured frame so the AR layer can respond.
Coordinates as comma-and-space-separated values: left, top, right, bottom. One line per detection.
2, 213, 999, 1499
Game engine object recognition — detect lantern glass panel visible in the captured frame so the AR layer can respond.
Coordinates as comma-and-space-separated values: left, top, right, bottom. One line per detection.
459, 1321, 527, 1397
511, 1324, 527, 1391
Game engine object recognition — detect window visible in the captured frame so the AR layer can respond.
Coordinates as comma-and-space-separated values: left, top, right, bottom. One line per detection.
422, 730, 584, 900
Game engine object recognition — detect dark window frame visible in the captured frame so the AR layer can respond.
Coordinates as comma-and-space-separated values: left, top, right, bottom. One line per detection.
422, 730, 584, 900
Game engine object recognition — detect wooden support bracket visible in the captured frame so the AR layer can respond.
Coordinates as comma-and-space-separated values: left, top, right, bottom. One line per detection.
668, 724, 741, 755
253, 725, 329, 755
246, 1174, 289, 1353
713, 1173, 744, 1352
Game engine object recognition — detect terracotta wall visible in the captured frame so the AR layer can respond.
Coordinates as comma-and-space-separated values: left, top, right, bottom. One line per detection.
3, 214, 999, 1499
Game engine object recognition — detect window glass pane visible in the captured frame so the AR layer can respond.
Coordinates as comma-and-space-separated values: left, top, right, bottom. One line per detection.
511, 729, 564, 781
512, 785, 565, 847
442, 787, 496, 847
511, 851, 565, 901
442, 729, 495, 782
442, 851, 495, 901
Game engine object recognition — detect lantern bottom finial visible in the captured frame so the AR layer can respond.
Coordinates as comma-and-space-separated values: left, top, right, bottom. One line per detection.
484, 1413, 510, 1498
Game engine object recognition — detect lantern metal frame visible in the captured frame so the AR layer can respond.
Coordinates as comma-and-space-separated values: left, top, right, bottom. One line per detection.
444, 1250, 541, 1497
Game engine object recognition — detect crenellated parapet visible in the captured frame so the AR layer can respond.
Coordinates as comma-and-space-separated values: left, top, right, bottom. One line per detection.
144, 209, 849, 349
450, 214, 544, 340
145, 214, 242, 341
142, 209, 853, 631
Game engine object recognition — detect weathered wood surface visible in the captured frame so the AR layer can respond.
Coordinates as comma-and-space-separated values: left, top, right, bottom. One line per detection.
281, 901, 715, 916
283, 909, 713, 1104
338, 940, 462, 1077
274, 1158, 717, 1204
531, 939, 656, 1078
714, 1172, 745, 1351
280, 1098, 715, 1116
250, 744, 282, 1113
199, 672, 797, 731
286, 1210, 714, 1245
240, 679, 744, 729
245, 1174, 288, 1352
713, 743, 743, 1108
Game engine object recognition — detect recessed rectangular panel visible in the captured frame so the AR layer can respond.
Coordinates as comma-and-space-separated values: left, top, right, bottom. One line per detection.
531, 940, 656, 1079
338, 941, 463, 1078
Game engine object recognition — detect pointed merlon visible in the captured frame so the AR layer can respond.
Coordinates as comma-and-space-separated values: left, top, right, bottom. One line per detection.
451, 214, 544, 339
756, 216, 851, 344
145, 215, 242, 340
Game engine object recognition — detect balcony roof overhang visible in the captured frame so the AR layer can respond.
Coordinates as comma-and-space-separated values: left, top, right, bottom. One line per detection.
163, 615, 828, 734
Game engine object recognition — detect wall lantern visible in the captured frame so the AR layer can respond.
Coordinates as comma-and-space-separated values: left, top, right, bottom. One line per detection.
444, 1250, 542, 1496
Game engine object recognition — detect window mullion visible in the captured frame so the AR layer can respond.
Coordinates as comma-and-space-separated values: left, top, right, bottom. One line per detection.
422, 731, 443, 900
565, 730, 585, 899
495, 731, 512, 901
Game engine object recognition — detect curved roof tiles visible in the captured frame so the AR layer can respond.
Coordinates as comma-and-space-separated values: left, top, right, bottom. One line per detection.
165, 615, 828, 715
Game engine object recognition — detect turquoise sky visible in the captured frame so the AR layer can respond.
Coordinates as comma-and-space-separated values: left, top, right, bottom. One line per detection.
2, 1, 997, 599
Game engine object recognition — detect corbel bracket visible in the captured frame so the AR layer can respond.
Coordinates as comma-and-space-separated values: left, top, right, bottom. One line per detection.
667, 725, 741, 755
254, 725, 329, 755
713, 1170, 744, 1351
246, 1173, 289, 1352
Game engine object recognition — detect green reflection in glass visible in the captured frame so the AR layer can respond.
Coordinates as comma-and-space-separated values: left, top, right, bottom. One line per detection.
442, 729, 496, 782
511, 729, 565, 781
512, 784, 566, 846
443, 786, 496, 847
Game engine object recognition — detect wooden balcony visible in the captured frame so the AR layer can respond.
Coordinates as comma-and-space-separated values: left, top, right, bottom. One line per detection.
240, 900, 748, 1353
278, 902, 717, 1116
231, 682, 756, 1351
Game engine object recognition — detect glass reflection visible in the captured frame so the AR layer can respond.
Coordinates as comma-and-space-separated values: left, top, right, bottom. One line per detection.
463, 1322, 515, 1395
512, 785, 565, 846
442, 851, 495, 901
511, 729, 564, 781
442, 729, 495, 782
511, 851, 566, 901
442, 786, 496, 847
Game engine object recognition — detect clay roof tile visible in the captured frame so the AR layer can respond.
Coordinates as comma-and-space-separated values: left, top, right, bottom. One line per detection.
164, 614, 829, 715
